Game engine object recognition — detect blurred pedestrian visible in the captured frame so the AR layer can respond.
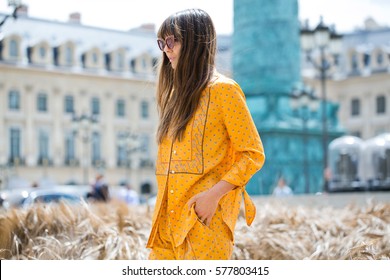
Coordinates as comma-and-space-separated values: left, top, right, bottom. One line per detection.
122, 183, 140, 205
323, 167, 332, 193
272, 177, 293, 197
87, 174, 110, 202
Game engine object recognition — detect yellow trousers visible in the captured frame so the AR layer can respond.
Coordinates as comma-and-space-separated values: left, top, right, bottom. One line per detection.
148, 199, 233, 260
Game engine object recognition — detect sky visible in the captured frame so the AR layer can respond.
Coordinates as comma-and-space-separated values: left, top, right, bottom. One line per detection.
1, 0, 390, 35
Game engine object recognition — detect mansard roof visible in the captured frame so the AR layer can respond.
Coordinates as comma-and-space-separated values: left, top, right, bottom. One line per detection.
0, 12, 160, 59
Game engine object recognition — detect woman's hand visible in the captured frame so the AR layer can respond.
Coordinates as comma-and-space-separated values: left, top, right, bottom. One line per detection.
187, 190, 219, 226
187, 180, 237, 226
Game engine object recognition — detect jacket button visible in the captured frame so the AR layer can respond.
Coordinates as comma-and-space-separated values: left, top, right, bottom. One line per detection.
170, 190, 174, 194
173, 150, 177, 154
170, 210, 174, 214
170, 170, 175, 174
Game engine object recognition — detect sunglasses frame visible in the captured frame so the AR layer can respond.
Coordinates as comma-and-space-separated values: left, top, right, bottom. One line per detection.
157, 35, 176, 51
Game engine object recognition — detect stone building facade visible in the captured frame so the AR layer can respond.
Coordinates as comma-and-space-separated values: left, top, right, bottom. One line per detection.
0, 8, 159, 193
302, 20, 390, 140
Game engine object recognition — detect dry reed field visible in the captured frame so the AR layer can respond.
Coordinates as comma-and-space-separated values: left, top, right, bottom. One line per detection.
0, 198, 389, 260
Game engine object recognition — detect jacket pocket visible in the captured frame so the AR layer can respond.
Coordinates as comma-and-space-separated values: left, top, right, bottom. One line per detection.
184, 205, 233, 259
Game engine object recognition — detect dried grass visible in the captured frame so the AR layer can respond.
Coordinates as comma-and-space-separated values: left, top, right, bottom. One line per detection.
0, 199, 389, 260
232, 201, 390, 260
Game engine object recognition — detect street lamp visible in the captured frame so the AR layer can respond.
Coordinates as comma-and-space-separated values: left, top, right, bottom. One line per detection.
72, 113, 99, 185
300, 16, 343, 188
291, 88, 319, 193
117, 129, 141, 183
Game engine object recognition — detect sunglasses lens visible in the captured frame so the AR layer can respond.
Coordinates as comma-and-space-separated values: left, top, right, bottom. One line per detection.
157, 37, 176, 51
166, 37, 175, 49
157, 39, 164, 51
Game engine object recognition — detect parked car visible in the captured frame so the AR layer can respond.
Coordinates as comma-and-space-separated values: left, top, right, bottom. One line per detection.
22, 188, 86, 208
0, 189, 30, 209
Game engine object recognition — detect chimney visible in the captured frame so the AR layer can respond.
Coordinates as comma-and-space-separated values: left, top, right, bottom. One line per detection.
68, 12, 81, 24
16, 4, 28, 17
364, 17, 381, 31
129, 23, 156, 33
140, 23, 155, 32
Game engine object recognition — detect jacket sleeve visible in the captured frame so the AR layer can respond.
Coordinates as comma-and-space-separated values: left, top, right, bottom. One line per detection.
216, 80, 266, 188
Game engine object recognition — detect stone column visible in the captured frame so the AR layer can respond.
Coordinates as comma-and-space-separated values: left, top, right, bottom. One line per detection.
0, 82, 6, 164
104, 91, 116, 169
24, 84, 35, 166
52, 87, 63, 166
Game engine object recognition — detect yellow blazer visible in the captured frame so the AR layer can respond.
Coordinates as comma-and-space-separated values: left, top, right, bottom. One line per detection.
147, 74, 265, 248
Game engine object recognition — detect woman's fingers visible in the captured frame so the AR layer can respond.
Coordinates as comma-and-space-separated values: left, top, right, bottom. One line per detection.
187, 191, 216, 226
204, 217, 211, 227
197, 216, 207, 226
187, 194, 198, 210
197, 211, 212, 227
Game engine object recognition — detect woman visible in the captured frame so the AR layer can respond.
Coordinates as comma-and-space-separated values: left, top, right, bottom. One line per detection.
147, 8, 265, 260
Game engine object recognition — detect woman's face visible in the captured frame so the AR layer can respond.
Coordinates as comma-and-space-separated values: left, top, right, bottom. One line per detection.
158, 35, 181, 69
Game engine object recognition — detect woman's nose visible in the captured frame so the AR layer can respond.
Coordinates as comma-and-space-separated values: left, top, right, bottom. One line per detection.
164, 44, 171, 52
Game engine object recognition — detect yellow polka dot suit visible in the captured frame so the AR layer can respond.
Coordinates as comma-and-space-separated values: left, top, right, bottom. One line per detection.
147, 74, 265, 259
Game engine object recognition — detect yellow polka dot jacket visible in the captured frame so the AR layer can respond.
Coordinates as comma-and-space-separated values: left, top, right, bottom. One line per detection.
147, 74, 265, 248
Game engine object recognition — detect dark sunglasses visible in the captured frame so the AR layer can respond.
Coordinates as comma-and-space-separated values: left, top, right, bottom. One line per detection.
157, 36, 176, 51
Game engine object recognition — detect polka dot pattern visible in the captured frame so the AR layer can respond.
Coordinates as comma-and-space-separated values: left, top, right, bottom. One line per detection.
147, 73, 265, 259
149, 196, 233, 260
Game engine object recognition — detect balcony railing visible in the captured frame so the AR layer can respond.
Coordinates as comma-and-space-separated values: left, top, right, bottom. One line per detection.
37, 157, 53, 166
8, 156, 25, 166
92, 159, 105, 168
117, 159, 130, 168
64, 158, 80, 166
139, 158, 154, 168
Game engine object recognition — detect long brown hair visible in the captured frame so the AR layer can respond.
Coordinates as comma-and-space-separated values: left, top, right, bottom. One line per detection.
156, 9, 217, 143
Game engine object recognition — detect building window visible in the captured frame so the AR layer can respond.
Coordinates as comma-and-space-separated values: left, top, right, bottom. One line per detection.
65, 47, 73, 65
376, 95, 386, 114
116, 53, 124, 69
37, 93, 48, 112
142, 58, 147, 69
333, 54, 340, 66
65, 132, 76, 163
64, 95, 74, 113
351, 54, 359, 72
140, 134, 150, 154
363, 53, 370, 67
116, 99, 125, 117
377, 53, 384, 66
92, 52, 98, 64
91, 97, 100, 115
91, 132, 101, 162
117, 145, 127, 166
116, 133, 127, 166
139, 134, 152, 168
8, 90, 20, 110
10, 128, 21, 160
9, 39, 18, 57
141, 100, 149, 119
351, 98, 360, 116
39, 46, 46, 59
130, 59, 136, 72
38, 130, 49, 160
